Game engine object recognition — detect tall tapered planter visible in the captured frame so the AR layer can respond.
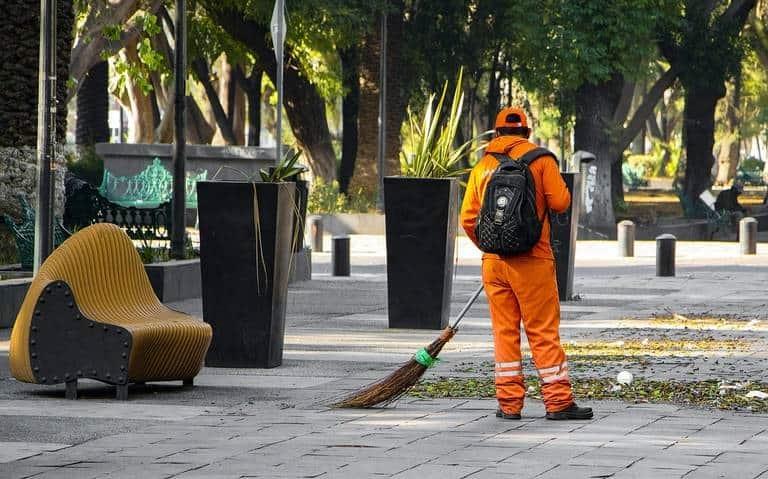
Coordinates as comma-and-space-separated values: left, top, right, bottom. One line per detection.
197, 181, 295, 368
384, 177, 459, 329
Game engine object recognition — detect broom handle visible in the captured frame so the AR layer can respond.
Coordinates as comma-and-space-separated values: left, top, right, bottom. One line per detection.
450, 284, 485, 330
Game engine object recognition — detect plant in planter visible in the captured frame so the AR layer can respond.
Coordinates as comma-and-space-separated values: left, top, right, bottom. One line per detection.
386, 68, 489, 330
196, 151, 299, 368
261, 149, 309, 254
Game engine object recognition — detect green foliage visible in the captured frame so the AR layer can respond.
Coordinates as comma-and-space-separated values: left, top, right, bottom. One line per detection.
740, 50, 768, 139
401, 69, 489, 178
137, 244, 170, 264
650, 138, 683, 177
660, 0, 751, 95
66, 147, 104, 186
188, 6, 252, 69
136, 235, 198, 265
110, 12, 170, 97
307, 179, 376, 214
740, 156, 765, 172
511, 0, 667, 96
622, 161, 649, 190
260, 149, 306, 182
205, 0, 377, 102
737, 157, 765, 186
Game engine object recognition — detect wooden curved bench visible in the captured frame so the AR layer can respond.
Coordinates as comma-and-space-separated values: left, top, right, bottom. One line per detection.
9, 223, 212, 400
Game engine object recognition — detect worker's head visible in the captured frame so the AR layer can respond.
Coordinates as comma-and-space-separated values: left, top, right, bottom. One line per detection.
495, 107, 531, 139
732, 181, 744, 194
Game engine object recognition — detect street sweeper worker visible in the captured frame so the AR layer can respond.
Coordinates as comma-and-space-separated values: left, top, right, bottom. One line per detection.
460, 107, 593, 420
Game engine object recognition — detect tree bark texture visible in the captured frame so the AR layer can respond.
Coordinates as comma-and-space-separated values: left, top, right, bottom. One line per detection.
235, 65, 263, 146
76, 61, 110, 145
122, 41, 155, 143
0, 0, 74, 147
350, 6, 411, 196
192, 58, 237, 145
573, 76, 624, 233
681, 88, 720, 208
217, 55, 246, 145
715, 77, 741, 185
339, 47, 360, 194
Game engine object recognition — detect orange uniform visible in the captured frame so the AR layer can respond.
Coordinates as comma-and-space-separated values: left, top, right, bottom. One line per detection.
460, 110, 574, 415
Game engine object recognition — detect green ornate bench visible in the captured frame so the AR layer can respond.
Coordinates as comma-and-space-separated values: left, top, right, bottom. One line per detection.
1, 197, 71, 269
65, 174, 171, 243
99, 158, 207, 209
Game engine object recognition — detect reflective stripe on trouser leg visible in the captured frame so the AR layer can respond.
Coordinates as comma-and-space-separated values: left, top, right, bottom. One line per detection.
483, 259, 525, 414
509, 258, 574, 412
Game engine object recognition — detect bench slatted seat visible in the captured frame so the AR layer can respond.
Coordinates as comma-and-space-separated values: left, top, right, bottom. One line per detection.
9, 223, 212, 400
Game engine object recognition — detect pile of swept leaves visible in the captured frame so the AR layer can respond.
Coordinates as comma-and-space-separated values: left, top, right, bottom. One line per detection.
410, 377, 768, 413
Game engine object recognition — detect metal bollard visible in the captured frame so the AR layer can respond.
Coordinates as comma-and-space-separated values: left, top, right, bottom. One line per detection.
740, 217, 758, 255
332, 236, 350, 276
617, 220, 635, 257
309, 216, 323, 252
656, 234, 676, 277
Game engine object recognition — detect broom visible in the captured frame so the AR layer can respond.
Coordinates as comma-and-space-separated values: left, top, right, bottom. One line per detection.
333, 284, 485, 408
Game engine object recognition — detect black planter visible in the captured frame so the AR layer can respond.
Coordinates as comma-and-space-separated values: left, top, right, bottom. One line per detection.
144, 259, 201, 303
292, 179, 309, 253
265, 168, 309, 253
384, 177, 459, 329
550, 172, 581, 301
197, 181, 295, 368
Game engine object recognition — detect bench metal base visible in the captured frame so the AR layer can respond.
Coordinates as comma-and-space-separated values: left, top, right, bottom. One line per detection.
29, 280, 132, 399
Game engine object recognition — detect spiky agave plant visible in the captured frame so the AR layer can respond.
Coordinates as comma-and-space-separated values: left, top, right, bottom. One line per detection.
400, 68, 489, 179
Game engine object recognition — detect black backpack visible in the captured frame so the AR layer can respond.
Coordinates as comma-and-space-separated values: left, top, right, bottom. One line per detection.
475, 148, 553, 256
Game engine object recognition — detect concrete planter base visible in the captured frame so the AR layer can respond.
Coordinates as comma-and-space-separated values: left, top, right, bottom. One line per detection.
144, 259, 201, 303
289, 248, 312, 283
0, 276, 32, 329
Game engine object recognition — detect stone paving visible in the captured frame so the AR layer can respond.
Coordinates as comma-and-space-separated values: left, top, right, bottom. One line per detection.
1, 239, 768, 478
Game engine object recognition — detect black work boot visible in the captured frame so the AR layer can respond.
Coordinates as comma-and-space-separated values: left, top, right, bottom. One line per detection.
545, 403, 593, 420
495, 409, 521, 420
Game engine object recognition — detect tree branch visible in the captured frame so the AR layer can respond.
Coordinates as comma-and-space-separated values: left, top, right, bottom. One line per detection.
721, 0, 757, 22
614, 67, 679, 155
612, 81, 636, 125
67, 0, 164, 102
647, 116, 664, 140
192, 58, 237, 145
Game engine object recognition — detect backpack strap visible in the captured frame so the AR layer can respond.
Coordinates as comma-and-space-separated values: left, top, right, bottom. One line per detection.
489, 148, 559, 166
517, 147, 558, 166
489, 153, 511, 164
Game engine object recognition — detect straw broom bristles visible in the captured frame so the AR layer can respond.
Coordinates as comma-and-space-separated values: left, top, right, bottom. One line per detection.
332, 326, 457, 408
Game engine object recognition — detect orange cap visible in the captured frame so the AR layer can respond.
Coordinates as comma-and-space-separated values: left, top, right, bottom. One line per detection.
495, 107, 529, 130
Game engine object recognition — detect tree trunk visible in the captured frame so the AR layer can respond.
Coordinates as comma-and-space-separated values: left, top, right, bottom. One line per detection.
631, 128, 646, 155
350, 5, 413, 196
203, 6, 337, 180
715, 77, 741, 185
681, 87, 720, 213
122, 42, 155, 143
192, 58, 237, 145
339, 47, 360, 194
0, 0, 74, 147
611, 159, 624, 206
235, 65, 262, 146
573, 76, 624, 233
486, 47, 501, 131
76, 60, 110, 145
217, 55, 246, 145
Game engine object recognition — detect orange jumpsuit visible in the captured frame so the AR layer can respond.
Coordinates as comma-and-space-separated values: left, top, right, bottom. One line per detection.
460, 135, 574, 414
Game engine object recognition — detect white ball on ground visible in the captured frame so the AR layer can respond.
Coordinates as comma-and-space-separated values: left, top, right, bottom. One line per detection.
617, 371, 634, 385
